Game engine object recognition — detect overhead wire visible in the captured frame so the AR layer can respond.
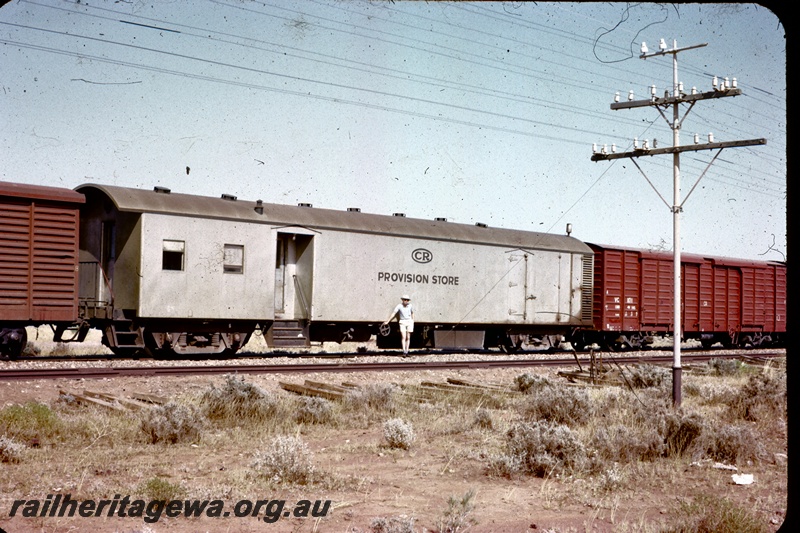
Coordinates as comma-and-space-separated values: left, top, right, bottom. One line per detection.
3, 1, 785, 204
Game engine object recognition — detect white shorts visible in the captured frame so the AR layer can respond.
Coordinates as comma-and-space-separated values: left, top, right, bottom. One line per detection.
399, 319, 414, 334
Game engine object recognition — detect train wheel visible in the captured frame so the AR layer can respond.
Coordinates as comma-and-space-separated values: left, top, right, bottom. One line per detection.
500, 334, 522, 354
0, 328, 27, 360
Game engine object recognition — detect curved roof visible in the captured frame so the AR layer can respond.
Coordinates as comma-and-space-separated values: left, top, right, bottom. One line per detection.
76, 183, 592, 254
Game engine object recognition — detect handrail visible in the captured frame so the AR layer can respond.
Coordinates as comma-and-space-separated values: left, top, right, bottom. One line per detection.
79, 260, 114, 308
293, 274, 310, 321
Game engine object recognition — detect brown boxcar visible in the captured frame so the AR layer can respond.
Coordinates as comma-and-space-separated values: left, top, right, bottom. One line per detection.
578, 243, 786, 349
0, 181, 85, 357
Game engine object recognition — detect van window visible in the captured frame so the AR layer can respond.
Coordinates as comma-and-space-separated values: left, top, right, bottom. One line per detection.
223, 244, 244, 274
163, 240, 185, 271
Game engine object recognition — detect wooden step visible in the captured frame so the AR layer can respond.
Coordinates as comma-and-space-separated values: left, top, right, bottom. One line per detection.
269, 320, 309, 348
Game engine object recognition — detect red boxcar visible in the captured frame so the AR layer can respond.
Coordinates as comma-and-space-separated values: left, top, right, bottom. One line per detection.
577, 243, 786, 349
0, 181, 85, 358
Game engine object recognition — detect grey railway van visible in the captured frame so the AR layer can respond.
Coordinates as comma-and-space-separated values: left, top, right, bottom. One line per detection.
76, 183, 593, 355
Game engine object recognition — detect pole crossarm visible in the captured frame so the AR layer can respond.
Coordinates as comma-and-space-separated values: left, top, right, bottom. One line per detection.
591, 138, 766, 161
611, 88, 741, 110
640, 42, 707, 59
590, 38, 765, 410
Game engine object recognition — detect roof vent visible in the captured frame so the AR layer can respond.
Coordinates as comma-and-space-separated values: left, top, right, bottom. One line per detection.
154, 186, 171, 194
475, 222, 488, 228
435, 217, 447, 222
254, 200, 264, 215
393, 212, 406, 217
347, 207, 361, 212
298, 202, 313, 208
221, 194, 237, 201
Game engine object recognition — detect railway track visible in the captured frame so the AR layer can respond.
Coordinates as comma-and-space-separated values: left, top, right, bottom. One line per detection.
0, 351, 784, 382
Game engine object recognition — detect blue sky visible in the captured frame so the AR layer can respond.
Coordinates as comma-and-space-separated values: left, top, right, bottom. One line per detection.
0, 1, 786, 261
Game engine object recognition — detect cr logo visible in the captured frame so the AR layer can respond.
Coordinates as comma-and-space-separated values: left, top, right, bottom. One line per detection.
412, 248, 433, 263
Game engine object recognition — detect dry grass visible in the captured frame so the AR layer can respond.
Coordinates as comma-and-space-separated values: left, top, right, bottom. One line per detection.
0, 358, 787, 532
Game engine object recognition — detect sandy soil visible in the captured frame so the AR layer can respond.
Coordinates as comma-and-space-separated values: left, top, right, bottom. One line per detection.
0, 332, 788, 533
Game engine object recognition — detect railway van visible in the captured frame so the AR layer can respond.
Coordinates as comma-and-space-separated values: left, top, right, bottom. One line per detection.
0, 182, 85, 358
75, 184, 595, 356
573, 243, 786, 350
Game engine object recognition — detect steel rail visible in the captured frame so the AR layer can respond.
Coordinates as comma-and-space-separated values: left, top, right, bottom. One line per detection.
0, 352, 784, 382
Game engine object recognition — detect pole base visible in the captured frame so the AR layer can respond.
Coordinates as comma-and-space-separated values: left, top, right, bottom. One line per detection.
672, 366, 682, 408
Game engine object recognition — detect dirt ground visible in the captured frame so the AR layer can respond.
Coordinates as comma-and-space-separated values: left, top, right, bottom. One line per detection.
0, 333, 789, 532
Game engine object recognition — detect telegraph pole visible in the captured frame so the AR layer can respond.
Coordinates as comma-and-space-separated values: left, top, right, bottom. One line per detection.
591, 39, 766, 408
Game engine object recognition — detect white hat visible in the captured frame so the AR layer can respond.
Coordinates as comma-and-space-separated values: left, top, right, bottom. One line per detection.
401, 295, 411, 300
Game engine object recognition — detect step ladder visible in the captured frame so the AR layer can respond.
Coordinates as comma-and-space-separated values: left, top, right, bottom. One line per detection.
269, 320, 309, 348
106, 320, 145, 350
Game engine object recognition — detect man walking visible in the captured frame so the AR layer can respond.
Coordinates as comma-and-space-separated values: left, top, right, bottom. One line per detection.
383, 295, 415, 356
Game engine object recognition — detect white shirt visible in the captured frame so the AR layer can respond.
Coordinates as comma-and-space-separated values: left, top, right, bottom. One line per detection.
393, 303, 414, 321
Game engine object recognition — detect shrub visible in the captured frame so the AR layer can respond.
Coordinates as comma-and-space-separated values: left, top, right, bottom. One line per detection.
590, 423, 664, 465
522, 385, 592, 425
0, 435, 25, 463
625, 364, 670, 389
370, 515, 417, 533
504, 420, 587, 477
201, 374, 279, 422
345, 384, 398, 413
140, 402, 203, 444
708, 358, 745, 376
597, 388, 670, 429
473, 408, 494, 430
0, 402, 63, 443
665, 494, 768, 533
487, 453, 524, 478
383, 418, 416, 450
295, 396, 335, 425
663, 414, 704, 457
730, 370, 786, 422
684, 381, 738, 406
140, 476, 185, 502
597, 463, 625, 493
515, 373, 552, 394
702, 424, 763, 465
252, 435, 315, 484
438, 489, 477, 533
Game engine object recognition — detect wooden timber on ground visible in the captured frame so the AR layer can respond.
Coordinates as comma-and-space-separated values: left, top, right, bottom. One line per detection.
446, 377, 515, 392
279, 381, 346, 400
278, 376, 518, 403
58, 389, 165, 411
557, 369, 621, 386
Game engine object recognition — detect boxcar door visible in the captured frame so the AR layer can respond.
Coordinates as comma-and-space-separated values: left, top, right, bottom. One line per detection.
506, 251, 528, 322
275, 232, 315, 320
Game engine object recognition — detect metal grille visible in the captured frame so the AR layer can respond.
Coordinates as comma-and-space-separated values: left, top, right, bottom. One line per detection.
0, 203, 31, 313
581, 254, 594, 323
0, 201, 79, 321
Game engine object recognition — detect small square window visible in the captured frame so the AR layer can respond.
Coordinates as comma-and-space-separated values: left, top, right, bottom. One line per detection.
163, 240, 185, 271
223, 244, 244, 274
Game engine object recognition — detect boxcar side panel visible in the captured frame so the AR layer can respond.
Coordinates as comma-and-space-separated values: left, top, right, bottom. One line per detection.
137, 214, 274, 320
640, 256, 673, 330
0, 201, 31, 319
309, 229, 589, 327
712, 266, 741, 333
0, 196, 80, 322
683, 262, 700, 332
696, 262, 715, 331
775, 265, 787, 332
